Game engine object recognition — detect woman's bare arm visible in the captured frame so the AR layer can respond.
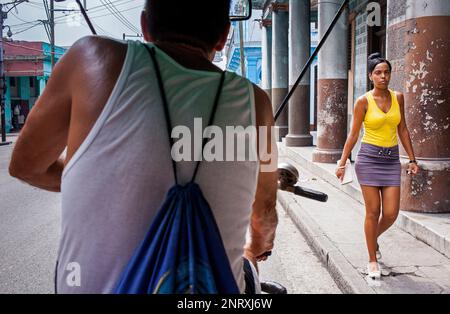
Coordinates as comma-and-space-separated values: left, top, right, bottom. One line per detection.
337, 96, 367, 167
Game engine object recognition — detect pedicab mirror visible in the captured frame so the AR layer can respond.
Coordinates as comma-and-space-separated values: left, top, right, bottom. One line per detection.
229, 0, 252, 21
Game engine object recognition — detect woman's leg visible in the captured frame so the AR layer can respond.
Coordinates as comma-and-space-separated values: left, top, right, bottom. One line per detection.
377, 186, 401, 238
361, 185, 382, 262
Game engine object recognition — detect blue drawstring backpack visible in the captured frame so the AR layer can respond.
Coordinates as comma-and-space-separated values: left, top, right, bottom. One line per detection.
113, 45, 239, 294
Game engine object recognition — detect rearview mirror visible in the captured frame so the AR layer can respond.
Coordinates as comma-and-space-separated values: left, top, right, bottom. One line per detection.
229, 0, 252, 21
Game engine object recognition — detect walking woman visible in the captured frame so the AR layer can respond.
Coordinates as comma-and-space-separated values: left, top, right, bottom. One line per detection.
336, 53, 419, 278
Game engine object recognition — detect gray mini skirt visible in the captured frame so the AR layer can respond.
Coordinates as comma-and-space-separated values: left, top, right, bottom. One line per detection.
355, 142, 401, 187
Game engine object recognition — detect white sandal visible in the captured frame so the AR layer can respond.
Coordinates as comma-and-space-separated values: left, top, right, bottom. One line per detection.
367, 262, 381, 279
376, 243, 382, 260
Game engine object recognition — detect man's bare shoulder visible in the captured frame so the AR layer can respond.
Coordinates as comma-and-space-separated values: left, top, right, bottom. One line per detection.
59, 36, 128, 97
252, 84, 274, 128
69, 35, 127, 52
66, 35, 127, 64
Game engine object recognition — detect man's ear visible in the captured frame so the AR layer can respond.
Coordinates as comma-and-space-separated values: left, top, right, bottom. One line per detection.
141, 11, 153, 42
214, 22, 231, 52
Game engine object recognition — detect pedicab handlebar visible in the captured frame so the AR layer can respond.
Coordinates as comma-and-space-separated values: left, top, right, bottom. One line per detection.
278, 163, 329, 203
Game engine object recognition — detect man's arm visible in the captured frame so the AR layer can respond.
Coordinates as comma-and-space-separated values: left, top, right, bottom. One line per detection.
244, 85, 278, 266
8, 38, 80, 191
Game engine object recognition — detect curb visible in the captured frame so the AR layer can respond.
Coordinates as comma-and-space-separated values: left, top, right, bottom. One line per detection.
278, 191, 376, 294
396, 213, 450, 259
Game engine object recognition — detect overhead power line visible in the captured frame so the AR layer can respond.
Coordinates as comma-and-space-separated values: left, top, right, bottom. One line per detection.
12, 22, 42, 35
7, 0, 143, 38
99, 0, 140, 34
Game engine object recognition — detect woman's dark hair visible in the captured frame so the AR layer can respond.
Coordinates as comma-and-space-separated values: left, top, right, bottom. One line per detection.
368, 53, 392, 73
145, 0, 230, 51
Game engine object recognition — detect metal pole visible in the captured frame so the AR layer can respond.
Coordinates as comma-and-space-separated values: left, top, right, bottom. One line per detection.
75, 0, 96, 34
238, 21, 246, 78
261, 21, 272, 98
0, 3, 11, 145
274, 0, 349, 122
50, 0, 55, 69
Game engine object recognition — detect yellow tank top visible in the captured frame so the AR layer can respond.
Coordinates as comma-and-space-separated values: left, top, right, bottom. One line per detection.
361, 89, 401, 147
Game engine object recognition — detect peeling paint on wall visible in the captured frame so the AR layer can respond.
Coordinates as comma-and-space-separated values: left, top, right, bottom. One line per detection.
388, 0, 407, 22
316, 79, 347, 149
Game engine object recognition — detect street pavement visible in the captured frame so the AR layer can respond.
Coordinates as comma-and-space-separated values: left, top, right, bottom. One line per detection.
0, 135, 61, 293
0, 135, 341, 294
259, 206, 341, 294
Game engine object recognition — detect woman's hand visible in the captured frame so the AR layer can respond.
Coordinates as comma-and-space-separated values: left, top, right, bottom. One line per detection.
407, 162, 419, 175
335, 167, 345, 182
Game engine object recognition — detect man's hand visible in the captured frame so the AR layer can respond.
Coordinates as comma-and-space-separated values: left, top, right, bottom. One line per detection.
244, 209, 277, 262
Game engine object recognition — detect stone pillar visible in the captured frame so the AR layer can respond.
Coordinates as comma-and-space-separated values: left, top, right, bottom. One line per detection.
37, 76, 47, 96
19, 77, 30, 102
387, 0, 450, 213
286, 0, 313, 147
271, 2, 289, 141
312, 1, 348, 163
261, 20, 272, 99
4, 77, 11, 133
247, 57, 258, 85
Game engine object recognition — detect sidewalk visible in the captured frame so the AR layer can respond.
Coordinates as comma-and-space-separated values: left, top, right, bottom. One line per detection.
1, 133, 19, 145
277, 143, 450, 294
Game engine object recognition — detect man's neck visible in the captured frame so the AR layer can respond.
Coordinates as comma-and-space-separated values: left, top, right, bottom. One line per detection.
152, 41, 222, 73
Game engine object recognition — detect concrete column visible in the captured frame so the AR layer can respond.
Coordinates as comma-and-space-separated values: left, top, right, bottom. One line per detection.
271, 3, 289, 141
261, 20, 272, 99
37, 76, 47, 96
19, 77, 30, 101
247, 57, 258, 85
5, 77, 11, 133
387, 0, 450, 213
286, 0, 313, 147
312, 1, 348, 163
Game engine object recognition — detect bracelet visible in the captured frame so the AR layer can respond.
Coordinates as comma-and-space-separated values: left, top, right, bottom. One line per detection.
409, 160, 417, 164
337, 166, 346, 169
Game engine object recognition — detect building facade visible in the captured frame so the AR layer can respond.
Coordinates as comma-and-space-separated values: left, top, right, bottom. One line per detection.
2, 39, 67, 133
225, 10, 264, 85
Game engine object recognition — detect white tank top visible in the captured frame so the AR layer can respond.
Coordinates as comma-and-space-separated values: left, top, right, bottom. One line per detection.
57, 41, 259, 293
